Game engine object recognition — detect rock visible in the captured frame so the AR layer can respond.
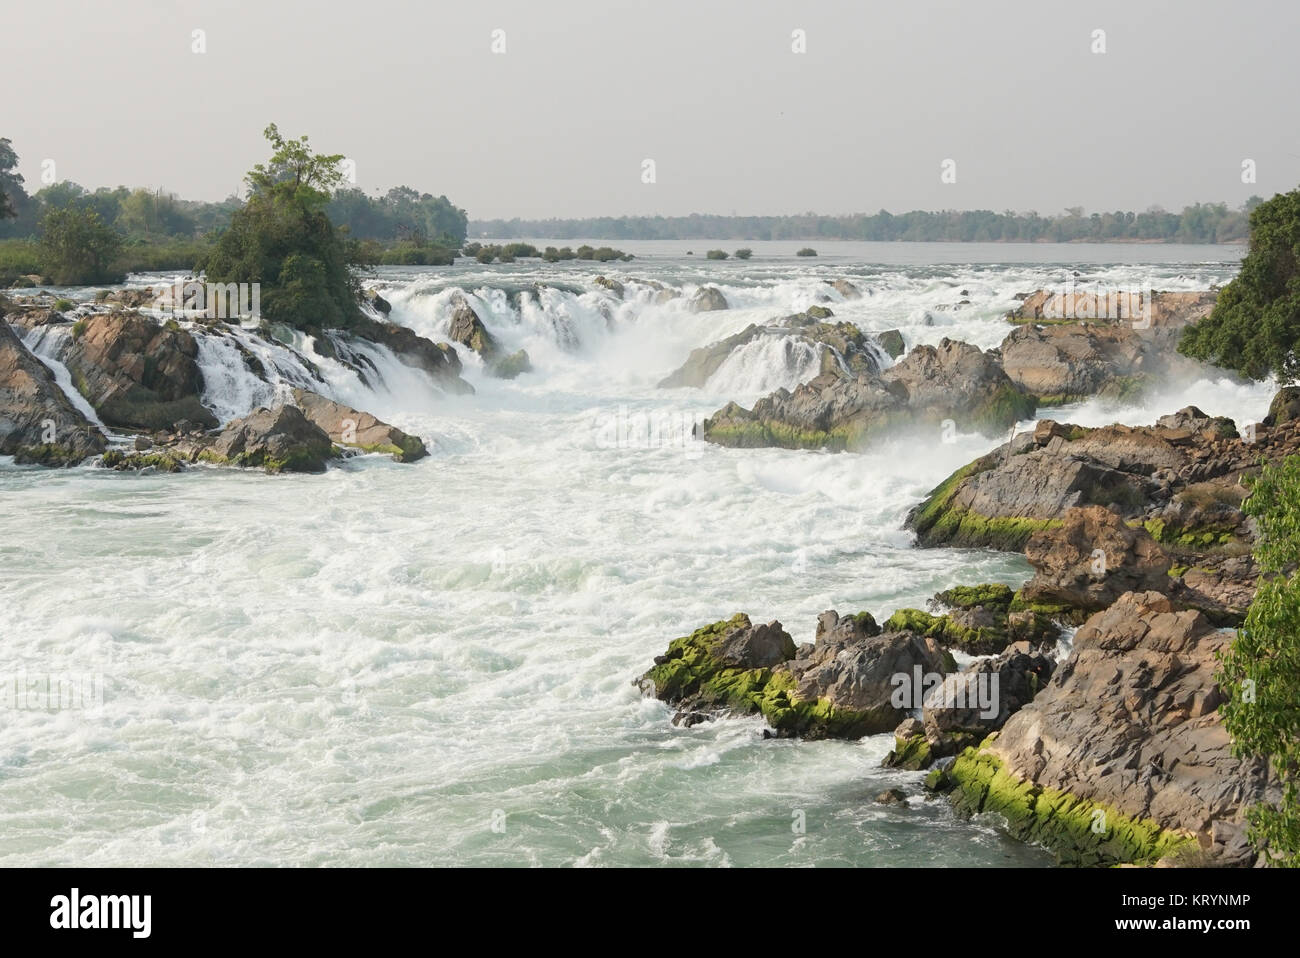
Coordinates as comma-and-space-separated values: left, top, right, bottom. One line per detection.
346, 315, 474, 395
446, 295, 501, 362
0, 320, 107, 465
594, 276, 625, 298
688, 286, 728, 312
875, 788, 907, 806
1019, 506, 1172, 618
947, 591, 1276, 866
921, 641, 1056, 744
881, 583, 1058, 655
906, 411, 1294, 621
488, 348, 532, 380
658, 313, 880, 389
701, 337, 1035, 451
1007, 288, 1216, 328
290, 388, 426, 462
1264, 386, 1300, 427
875, 329, 905, 359
831, 279, 861, 299
194, 404, 335, 474
998, 323, 1170, 404
805, 305, 833, 320
640, 610, 952, 740
363, 289, 391, 315
52, 312, 217, 432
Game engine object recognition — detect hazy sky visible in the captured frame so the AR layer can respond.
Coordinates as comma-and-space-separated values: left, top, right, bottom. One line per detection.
5, 0, 1297, 219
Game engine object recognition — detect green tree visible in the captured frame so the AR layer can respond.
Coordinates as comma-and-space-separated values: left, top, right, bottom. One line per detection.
37, 206, 124, 284
203, 124, 361, 330
1218, 455, 1300, 865
0, 137, 23, 220
1178, 189, 1300, 381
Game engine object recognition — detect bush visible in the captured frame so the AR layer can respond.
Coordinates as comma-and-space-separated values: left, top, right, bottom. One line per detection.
1180, 188, 1300, 381
38, 207, 125, 285
706, 249, 728, 260
54, 297, 74, 311
734, 248, 753, 260
0, 238, 42, 285
1219, 456, 1300, 865
796, 247, 817, 257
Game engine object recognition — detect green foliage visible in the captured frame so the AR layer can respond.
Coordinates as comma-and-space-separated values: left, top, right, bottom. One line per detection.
1180, 189, 1300, 382
796, 247, 817, 257
37, 206, 124, 285
0, 137, 22, 220
1218, 456, 1300, 865
734, 248, 753, 259
0, 238, 41, 284
201, 125, 360, 331
705, 249, 728, 260
116, 188, 195, 239
328, 186, 467, 246
53, 297, 74, 311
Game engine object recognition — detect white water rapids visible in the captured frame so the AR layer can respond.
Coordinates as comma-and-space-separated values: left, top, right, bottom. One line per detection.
0, 243, 1270, 866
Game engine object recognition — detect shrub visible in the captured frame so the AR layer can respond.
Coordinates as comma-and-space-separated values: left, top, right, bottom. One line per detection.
734, 248, 753, 260
796, 247, 817, 257
38, 207, 125, 285
706, 249, 728, 260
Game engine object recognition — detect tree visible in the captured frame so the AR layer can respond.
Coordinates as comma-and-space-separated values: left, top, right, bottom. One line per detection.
38, 206, 124, 284
1218, 456, 1300, 865
1179, 189, 1300, 382
0, 137, 24, 220
202, 125, 361, 330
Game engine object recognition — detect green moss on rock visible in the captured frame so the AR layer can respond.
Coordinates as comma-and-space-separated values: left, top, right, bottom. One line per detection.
947, 747, 1195, 866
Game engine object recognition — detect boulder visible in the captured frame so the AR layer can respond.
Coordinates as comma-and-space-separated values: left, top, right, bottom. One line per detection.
290, 388, 426, 462
875, 329, 905, 360
1264, 386, 1300, 427
688, 286, 728, 312
830, 279, 862, 300
363, 289, 392, 315
446, 295, 501, 361
194, 405, 335, 474
640, 610, 952, 740
701, 337, 1034, 451
658, 313, 880, 389
347, 315, 474, 395
0, 320, 107, 465
488, 349, 532, 380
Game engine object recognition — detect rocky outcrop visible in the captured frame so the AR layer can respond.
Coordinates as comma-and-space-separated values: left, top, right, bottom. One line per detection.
1007, 288, 1217, 328
700, 338, 1035, 451
192, 405, 335, 474
997, 323, 1203, 405
831, 279, 862, 299
945, 591, 1274, 866
882, 583, 1059, 656
347, 315, 474, 395
446, 295, 501, 361
363, 289, 391, 315
906, 405, 1297, 621
290, 388, 426, 462
639, 610, 953, 739
0, 320, 107, 465
688, 286, 729, 312
1018, 506, 1173, 618
47, 312, 217, 432
658, 312, 882, 389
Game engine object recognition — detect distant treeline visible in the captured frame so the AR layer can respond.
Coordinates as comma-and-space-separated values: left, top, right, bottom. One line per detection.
0, 137, 469, 249
471, 202, 1262, 244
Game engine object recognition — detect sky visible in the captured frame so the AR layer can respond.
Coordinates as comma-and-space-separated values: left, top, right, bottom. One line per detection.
4, 0, 1297, 219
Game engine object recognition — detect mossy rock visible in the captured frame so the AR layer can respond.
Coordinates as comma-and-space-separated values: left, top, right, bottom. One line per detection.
935, 583, 1014, 611
883, 733, 933, 770
947, 748, 1195, 866
642, 616, 897, 739
101, 449, 185, 472
883, 607, 1009, 656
